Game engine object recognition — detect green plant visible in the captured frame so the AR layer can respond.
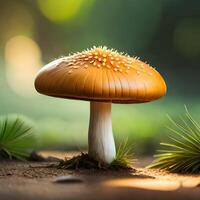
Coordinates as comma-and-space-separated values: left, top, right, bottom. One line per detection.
149, 107, 200, 173
111, 139, 135, 168
0, 115, 37, 160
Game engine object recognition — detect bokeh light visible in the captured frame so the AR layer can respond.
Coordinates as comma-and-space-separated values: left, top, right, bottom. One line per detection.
37, 0, 91, 23
174, 18, 200, 59
5, 35, 42, 97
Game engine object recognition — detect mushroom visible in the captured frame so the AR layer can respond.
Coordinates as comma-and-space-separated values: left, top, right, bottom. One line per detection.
34, 46, 166, 164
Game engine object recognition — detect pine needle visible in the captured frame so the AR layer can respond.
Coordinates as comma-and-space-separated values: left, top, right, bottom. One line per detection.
149, 107, 200, 173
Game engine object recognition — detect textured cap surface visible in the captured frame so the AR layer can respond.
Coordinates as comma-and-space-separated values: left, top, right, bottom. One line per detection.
35, 47, 166, 103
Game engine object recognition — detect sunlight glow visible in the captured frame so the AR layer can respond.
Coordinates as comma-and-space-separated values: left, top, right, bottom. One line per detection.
5, 35, 42, 97
182, 179, 200, 188
104, 178, 180, 191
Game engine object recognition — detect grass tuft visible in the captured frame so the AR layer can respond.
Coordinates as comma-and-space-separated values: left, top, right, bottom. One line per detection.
149, 106, 200, 173
0, 115, 37, 160
111, 139, 135, 168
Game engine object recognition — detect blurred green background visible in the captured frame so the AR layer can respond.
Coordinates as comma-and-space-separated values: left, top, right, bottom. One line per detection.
0, 0, 200, 155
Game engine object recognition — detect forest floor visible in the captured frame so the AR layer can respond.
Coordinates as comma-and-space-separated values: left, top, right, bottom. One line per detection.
0, 151, 200, 200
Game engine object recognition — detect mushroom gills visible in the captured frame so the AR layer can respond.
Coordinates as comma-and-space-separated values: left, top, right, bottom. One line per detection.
88, 101, 116, 164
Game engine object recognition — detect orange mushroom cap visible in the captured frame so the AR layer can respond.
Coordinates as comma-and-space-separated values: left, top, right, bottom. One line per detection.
35, 46, 167, 103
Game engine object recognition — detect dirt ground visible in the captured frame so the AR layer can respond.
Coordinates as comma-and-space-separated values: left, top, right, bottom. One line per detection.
0, 151, 200, 200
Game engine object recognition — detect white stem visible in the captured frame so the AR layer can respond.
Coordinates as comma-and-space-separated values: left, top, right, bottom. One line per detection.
88, 101, 116, 164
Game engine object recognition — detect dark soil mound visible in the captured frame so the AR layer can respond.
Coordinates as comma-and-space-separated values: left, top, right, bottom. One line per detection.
57, 152, 134, 171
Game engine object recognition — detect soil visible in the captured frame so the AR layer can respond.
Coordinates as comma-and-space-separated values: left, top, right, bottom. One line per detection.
0, 151, 200, 200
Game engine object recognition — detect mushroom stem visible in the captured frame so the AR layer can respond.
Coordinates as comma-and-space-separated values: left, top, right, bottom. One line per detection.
88, 101, 116, 164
